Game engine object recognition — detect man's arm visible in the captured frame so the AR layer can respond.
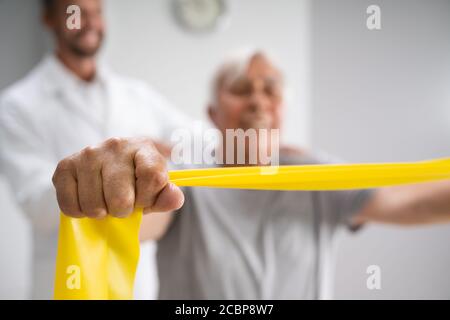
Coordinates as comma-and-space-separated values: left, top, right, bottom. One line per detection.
0, 97, 59, 233
139, 212, 175, 241
352, 180, 450, 226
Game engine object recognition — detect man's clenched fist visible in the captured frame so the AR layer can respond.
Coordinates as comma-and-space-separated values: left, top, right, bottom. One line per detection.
52, 137, 184, 218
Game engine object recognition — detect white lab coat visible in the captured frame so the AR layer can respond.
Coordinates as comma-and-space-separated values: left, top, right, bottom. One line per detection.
0, 55, 189, 299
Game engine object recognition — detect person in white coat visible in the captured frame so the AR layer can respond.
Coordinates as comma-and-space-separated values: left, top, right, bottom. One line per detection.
0, 0, 186, 299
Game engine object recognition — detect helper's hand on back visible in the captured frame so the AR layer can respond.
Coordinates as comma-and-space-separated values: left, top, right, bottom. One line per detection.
52, 137, 184, 219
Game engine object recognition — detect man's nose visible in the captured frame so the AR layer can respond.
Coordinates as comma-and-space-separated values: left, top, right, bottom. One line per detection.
82, 10, 101, 29
83, 15, 95, 29
248, 91, 270, 113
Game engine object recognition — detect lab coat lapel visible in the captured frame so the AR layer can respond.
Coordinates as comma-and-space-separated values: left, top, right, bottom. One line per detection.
102, 74, 123, 138
44, 55, 107, 140
103, 74, 141, 139
59, 87, 107, 135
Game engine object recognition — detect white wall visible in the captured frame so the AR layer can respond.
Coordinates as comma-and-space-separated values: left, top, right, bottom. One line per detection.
0, 0, 47, 299
311, 0, 450, 298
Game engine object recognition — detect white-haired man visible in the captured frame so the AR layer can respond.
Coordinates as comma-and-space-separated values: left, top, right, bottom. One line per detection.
52, 51, 450, 299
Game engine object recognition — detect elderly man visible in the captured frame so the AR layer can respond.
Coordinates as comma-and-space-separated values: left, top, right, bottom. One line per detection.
51, 51, 450, 299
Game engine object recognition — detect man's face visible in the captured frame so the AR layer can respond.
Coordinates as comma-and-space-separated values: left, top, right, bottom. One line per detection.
45, 0, 105, 57
210, 54, 284, 134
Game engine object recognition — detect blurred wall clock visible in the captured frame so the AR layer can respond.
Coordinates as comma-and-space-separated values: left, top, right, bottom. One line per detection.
172, 0, 230, 33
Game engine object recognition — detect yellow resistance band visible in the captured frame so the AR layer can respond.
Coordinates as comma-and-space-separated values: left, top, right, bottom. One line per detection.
54, 157, 450, 299
54, 208, 142, 300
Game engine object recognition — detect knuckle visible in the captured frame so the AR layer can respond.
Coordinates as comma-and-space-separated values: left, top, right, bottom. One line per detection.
151, 171, 168, 190
79, 199, 97, 212
84, 207, 107, 218
108, 193, 134, 212
80, 146, 100, 162
52, 159, 72, 185
51, 171, 58, 187
105, 137, 126, 151
137, 166, 167, 189
56, 158, 72, 173
78, 147, 100, 171
60, 205, 82, 218
142, 137, 155, 148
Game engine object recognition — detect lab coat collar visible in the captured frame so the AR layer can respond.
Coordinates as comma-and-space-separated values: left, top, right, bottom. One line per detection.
42, 54, 114, 94
41, 54, 116, 139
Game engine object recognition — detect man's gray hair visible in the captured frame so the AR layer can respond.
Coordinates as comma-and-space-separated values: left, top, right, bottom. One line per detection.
209, 48, 285, 106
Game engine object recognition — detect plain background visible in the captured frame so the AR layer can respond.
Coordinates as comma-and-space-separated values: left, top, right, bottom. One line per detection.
0, 0, 449, 299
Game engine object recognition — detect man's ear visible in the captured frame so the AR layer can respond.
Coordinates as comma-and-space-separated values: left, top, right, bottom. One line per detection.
42, 10, 54, 30
208, 105, 218, 127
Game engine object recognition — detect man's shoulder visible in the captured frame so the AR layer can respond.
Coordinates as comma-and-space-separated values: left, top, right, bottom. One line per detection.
112, 73, 176, 113
279, 146, 336, 165
112, 72, 161, 98
0, 60, 48, 116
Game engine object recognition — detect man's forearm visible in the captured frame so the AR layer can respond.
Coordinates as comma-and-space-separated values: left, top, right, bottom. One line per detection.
139, 211, 175, 241
354, 180, 450, 226
408, 180, 450, 224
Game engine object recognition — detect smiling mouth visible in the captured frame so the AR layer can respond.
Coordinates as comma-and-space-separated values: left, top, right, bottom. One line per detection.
240, 116, 271, 129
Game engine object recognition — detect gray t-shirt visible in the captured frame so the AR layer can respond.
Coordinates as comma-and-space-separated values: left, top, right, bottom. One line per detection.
157, 152, 373, 299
